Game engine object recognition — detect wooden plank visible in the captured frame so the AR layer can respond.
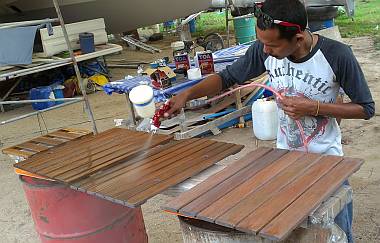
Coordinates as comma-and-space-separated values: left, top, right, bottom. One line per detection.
215, 153, 321, 228
236, 155, 344, 234
15, 142, 49, 153
260, 158, 363, 241
197, 151, 305, 222
77, 139, 198, 189
31, 136, 65, 146
2, 148, 34, 158
16, 128, 121, 168
18, 129, 147, 171
36, 131, 148, 176
47, 130, 82, 140
125, 144, 244, 207
162, 147, 273, 212
60, 128, 92, 135
83, 139, 212, 194
179, 149, 289, 217
55, 135, 172, 183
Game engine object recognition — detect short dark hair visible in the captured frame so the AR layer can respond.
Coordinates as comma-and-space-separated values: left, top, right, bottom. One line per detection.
257, 0, 307, 41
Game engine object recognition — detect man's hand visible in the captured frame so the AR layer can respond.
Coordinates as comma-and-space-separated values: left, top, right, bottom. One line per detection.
164, 92, 189, 118
279, 96, 317, 120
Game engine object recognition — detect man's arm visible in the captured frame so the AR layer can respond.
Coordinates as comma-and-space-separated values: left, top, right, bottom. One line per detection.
280, 97, 368, 120
165, 41, 268, 117
164, 74, 223, 117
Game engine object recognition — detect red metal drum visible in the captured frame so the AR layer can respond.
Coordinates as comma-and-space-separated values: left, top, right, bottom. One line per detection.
20, 176, 148, 243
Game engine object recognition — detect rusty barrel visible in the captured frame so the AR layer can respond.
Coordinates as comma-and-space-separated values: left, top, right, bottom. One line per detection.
20, 176, 148, 243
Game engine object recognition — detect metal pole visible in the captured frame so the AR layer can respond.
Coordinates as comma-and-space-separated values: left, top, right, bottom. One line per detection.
52, 0, 98, 135
225, 0, 230, 48
0, 100, 82, 126
0, 97, 83, 105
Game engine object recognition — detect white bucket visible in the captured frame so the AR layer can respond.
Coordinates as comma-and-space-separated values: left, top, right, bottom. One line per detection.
129, 85, 156, 118
251, 98, 278, 140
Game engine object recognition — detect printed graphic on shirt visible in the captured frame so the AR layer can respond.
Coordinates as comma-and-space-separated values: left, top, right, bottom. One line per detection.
265, 51, 339, 151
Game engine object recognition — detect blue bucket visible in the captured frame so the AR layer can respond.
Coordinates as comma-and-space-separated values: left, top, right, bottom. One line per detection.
233, 17, 256, 44
30, 86, 55, 110
79, 32, 95, 54
309, 19, 334, 32
189, 19, 196, 33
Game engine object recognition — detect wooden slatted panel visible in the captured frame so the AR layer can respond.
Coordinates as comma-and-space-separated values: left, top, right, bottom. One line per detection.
179, 149, 289, 217
163, 149, 364, 241
236, 155, 344, 233
215, 153, 321, 228
2, 128, 92, 158
162, 147, 273, 212
196, 151, 305, 222
260, 158, 363, 241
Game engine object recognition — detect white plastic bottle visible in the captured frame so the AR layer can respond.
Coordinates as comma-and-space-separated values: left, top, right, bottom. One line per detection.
251, 98, 278, 140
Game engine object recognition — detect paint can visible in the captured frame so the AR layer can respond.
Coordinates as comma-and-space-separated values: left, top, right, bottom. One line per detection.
195, 51, 215, 75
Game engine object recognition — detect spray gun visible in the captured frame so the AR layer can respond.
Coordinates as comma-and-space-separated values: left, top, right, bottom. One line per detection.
150, 100, 171, 132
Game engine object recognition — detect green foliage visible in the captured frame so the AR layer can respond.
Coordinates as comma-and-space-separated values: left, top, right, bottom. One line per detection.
335, 0, 380, 49
193, 1, 380, 48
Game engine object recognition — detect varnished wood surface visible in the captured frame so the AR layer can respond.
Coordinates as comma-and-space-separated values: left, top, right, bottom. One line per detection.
163, 148, 363, 241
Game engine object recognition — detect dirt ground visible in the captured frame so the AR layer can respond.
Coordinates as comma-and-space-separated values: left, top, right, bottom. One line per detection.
0, 36, 379, 243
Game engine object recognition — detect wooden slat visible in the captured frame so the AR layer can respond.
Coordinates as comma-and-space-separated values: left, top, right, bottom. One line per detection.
18, 129, 150, 171
179, 149, 289, 217
16, 142, 49, 153
196, 151, 305, 222
31, 137, 65, 146
37, 132, 148, 176
214, 153, 321, 228
162, 147, 273, 212
77, 139, 198, 189
2, 148, 34, 158
260, 158, 363, 241
47, 130, 84, 140
84, 139, 212, 195
236, 155, 344, 234
126, 144, 244, 207
109, 141, 225, 199
55, 134, 172, 183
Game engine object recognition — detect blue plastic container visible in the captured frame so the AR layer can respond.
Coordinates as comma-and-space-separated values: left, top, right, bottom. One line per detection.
51, 85, 65, 105
79, 32, 95, 54
189, 19, 196, 33
309, 19, 334, 32
30, 86, 55, 110
233, 18, 256, 44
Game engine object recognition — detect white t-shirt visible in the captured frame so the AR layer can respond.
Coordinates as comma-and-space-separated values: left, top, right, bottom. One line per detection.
219, 35, 374, 156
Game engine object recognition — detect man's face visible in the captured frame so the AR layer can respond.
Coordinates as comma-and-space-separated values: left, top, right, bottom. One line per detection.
256, 26, 298, 59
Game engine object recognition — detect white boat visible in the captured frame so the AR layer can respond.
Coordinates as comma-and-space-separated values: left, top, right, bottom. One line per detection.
0, 0, 211, 33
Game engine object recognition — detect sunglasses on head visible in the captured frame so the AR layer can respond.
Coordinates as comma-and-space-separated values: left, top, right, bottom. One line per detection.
252, 3, 302, 33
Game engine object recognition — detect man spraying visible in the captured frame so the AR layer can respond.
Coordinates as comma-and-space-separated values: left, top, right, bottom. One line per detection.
164, 0, 375, 241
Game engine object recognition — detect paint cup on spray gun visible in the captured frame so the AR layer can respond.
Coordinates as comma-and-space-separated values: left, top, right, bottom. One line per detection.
129, 85, 156, 118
